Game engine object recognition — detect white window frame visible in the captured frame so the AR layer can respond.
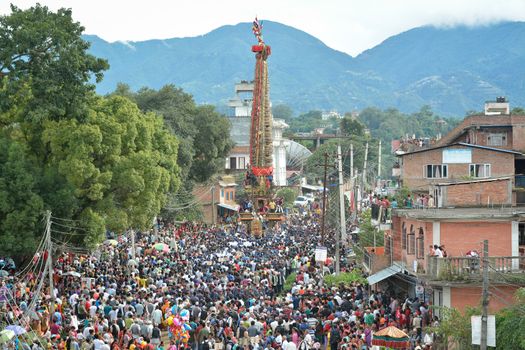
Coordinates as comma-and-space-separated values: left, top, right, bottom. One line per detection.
424, 164, 448, 179
238, 157, 246, 169
469, 164, 491, 178
487, 133, 507, 146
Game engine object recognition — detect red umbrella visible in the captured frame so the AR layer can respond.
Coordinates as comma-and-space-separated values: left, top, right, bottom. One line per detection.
372, 326, 410, 349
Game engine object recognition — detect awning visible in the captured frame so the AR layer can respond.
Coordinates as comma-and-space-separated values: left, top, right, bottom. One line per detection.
217, 203, 240, 211
367, 265, 402, 285
302, 184, 325, 191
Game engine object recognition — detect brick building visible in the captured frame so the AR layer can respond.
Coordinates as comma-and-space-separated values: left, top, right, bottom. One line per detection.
366, 99, 525, 313
193, 176, 239, 224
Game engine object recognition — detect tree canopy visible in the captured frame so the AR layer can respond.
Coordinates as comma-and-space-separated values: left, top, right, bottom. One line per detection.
0, 4, 108, 123
113, 84, 233, 183
0, 5, 180, 257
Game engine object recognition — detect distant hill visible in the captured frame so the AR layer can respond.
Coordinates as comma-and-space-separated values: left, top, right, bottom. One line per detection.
86, 21, 525, 116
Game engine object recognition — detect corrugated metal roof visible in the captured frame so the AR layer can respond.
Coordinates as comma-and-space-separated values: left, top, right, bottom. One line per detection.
397, 142, 523, 156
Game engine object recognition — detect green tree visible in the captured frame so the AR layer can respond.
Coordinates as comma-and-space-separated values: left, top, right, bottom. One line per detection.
42, 96, 181, 245
272, 104, 293, 122
340, 115, 365, 136
113, 84, 233, 220
132, 85, 197, 179
496, 288, 525, 349
117, 84, 232, 183
287, 110, 323, 133
511, 107, 525, 115
0, 135, 44, 257
430, 306, 481, 349
0, 4, 108, 122
0, 5, 182, 256
358, 209, 384, 248
275, 187, 298, 207
191, 105, 233, 182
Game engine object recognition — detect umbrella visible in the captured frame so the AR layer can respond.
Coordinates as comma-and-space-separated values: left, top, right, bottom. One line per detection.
153, 243, 170, 253
62, 271, 81, 278
5, 325, 26, 336
372, 326, 410, 349
0, 330, 15, 343
105, 239, 118, 246
0, 270, 9, 277
127, 259, 138, 267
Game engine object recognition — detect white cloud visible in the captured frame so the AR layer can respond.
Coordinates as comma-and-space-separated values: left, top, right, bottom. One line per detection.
2, 0, 525, 56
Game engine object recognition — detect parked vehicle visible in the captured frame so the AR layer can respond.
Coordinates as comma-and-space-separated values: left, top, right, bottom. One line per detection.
293, 196, 310, 207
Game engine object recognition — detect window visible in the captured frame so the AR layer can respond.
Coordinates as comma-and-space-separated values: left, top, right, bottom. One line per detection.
221, 188, 224, 198
487, 133, 507, 146
416, 227, 425, 259
470, 164, 491, 178
519, 223, 525, 246
238, 157, 246, 169
407, 225, 415, 255
424, 164, 448, 178
402, 223, 407, 250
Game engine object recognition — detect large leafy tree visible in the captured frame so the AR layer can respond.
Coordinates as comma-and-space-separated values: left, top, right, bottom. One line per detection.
0, 135, 44, 256
112, 84, 232, 220
191, 105, 233, 182
0, 4, 108, 123
42, 96, 180, 244
0, 5, 180, 257
118, 84, 232, 182
272, 104, 293, 122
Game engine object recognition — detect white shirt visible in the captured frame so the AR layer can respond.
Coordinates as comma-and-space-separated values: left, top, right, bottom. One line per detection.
90, 305, 98, 318
435, 248, 444, 258
93, 339, 105, 350
283, 341, 297, 350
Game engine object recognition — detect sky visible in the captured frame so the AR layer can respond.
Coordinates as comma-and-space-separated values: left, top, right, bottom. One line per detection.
2, 0, 525, 56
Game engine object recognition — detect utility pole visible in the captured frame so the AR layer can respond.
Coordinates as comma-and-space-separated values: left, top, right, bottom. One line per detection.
361, 142, 369, 202
321, 152, 329, 246
131, 228, 136, 259
45, 210, 54, 317
211, 186, 216, 225
336, 145, 346, 274
377, 140, 382, 186
481, 239, 489, 350
350, 143, 354, 180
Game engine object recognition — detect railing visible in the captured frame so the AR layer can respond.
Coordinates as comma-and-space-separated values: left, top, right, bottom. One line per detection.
515, 175, 525, 188
426, 256, 525, 281
363, 250, 391, 274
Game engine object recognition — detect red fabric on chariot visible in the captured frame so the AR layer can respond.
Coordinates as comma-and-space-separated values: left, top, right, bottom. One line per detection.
252, 166, 273, 176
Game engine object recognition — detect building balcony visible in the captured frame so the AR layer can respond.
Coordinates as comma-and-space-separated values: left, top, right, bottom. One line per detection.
422, 256, 525, 283
393, 207, 525, 220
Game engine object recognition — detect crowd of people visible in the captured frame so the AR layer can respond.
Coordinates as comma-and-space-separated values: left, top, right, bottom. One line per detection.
1, 212, 438, 350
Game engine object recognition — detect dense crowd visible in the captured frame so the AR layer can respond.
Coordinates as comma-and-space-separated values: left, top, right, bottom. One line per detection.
0, 213, 437, 350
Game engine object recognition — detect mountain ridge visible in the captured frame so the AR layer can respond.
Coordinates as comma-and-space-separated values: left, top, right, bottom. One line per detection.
86, 20, 525, 116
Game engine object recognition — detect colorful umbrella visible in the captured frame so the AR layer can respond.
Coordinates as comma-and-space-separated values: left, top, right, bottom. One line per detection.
372, 326, 410, 349
0, 330, 15, 344
105, 239, 118, 246
5, 325, 26, 336
153, 243, 170, 253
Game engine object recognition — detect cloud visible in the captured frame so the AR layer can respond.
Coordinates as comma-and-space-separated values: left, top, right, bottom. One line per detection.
2, 0, 525, 56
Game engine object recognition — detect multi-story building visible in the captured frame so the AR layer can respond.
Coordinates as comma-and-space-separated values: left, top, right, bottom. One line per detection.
224, 81, 290, 186
193, 175, 239, 224
366, 98, 525, 313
